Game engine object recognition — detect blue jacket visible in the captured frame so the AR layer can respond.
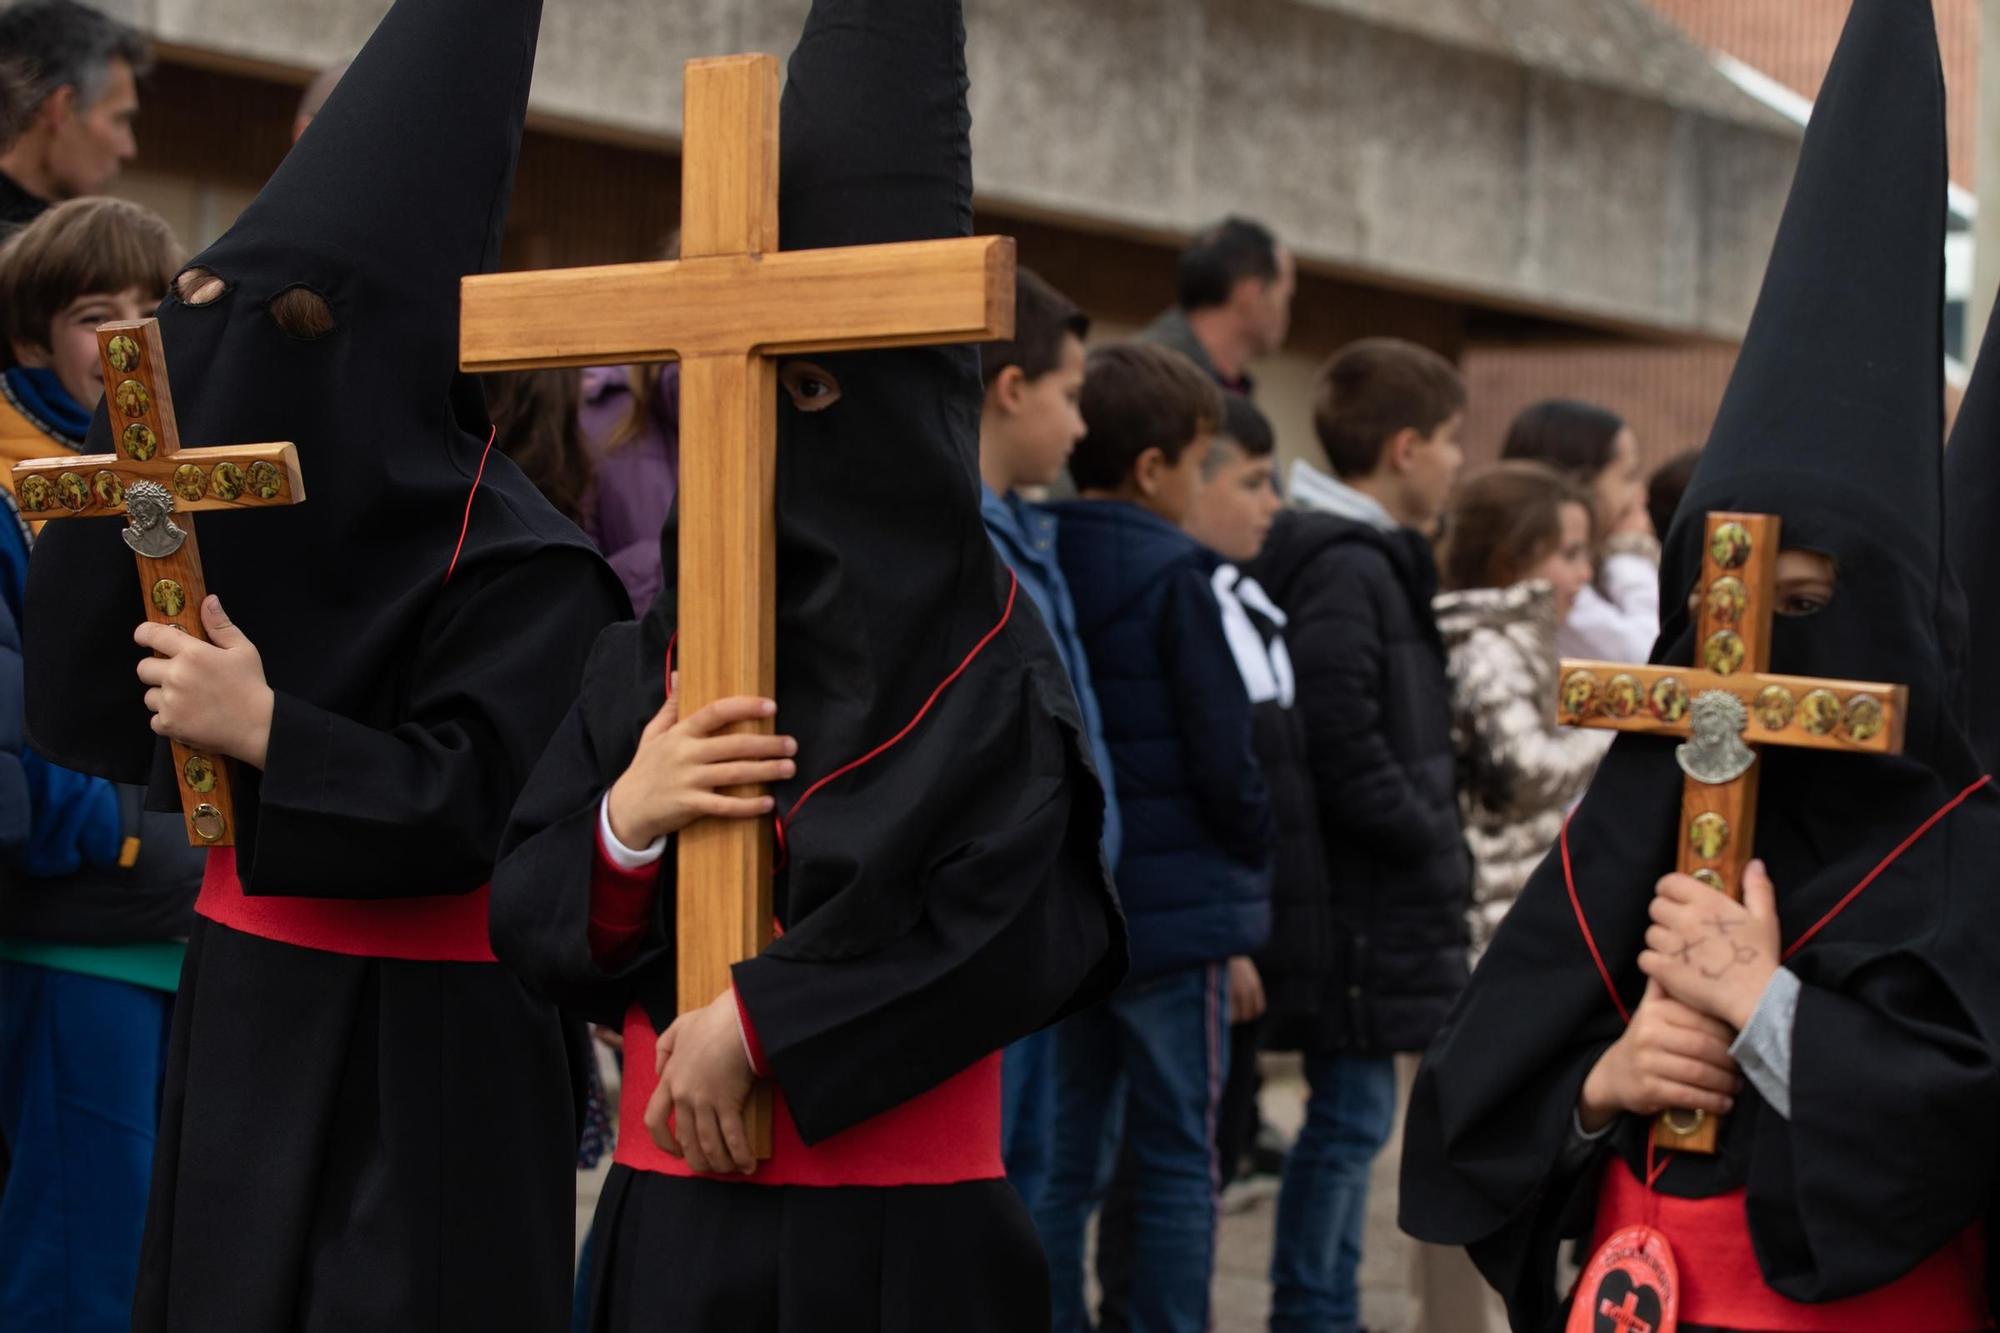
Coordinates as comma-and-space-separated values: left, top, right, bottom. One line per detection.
1050, 499, 1271, 978
980, 486, 1121, 870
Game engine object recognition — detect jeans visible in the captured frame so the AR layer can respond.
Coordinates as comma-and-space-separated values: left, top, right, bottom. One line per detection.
1033, 963, 1229, 1333
1268, 1053, 1398, 1333
0, 962, 174, 1333
1003, 1027, 1058, 1216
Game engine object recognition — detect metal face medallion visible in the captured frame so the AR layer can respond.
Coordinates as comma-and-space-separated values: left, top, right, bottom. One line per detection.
1702, 629, 1747, 675
1649, 676, 1691, 723
1692, 868, 1727, 893
210, 462, 244, 501
17, 475, 49, 511
1676, 689, 1756, 786
91, 470, 124, 507
246, 460, 283, 500
55, 472, 87, 512
182, 754, 217, 794
121, 423, 157, 460
1710, 522, 1753, 570
1689, 812, 1731, 860
105, 334, 140, 373
190, 803, 226, 844
1800, 689, 1841, 737
1707, 576, 1748, 626
121, 481, 186, 559
1754, 684, 1796, 731
1604, 673, 1642, 720
113, 379, 150, 419
172, 465, 206, 502
1843, 695, 1885, 743
151, 578, 186, 618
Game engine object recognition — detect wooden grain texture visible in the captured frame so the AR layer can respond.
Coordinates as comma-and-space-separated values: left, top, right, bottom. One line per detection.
675, 352, 778, 1153
14, 319, 305, 848
12, 442, 304, 520
460, 238, 1017, 370
679, 55, 779, 260
1557, 512, 1910, 1155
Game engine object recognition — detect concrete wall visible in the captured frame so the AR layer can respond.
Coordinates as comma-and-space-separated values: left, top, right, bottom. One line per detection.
101, 0, 1801, 342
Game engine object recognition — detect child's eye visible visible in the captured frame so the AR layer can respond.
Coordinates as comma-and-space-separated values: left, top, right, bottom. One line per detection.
781, 361, 842, 412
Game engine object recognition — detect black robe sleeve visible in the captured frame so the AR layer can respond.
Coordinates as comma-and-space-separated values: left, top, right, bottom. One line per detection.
240, 547, 624, 898
733, 756, 1113, 1145
490, 620, 677, 1027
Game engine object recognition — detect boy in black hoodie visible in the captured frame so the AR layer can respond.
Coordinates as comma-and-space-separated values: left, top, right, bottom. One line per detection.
1247, 337, 1469, 1330
1036, 342, 1271, 1333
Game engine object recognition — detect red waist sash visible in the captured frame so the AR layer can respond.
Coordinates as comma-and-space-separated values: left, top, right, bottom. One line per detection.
1590, 1156, 1990, 1331
195, 848, 497, 962
613, 1003, 1003, 1187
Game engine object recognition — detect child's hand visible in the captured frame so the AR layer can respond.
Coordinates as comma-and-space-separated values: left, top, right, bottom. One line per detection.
1639, 861, 1781, 1032
1578, 980, 1741, 1133
605, 689, 796, 848
644, 988, 759, 1175
134, 596, 274, 768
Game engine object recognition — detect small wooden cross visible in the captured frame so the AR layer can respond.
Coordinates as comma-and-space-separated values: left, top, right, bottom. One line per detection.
1558, 511, 1907, 1153
11, 319, 304, 849
459, 54, 1015, 1157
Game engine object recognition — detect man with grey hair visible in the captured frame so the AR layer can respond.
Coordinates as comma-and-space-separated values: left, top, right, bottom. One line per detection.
0, 0, 147, 229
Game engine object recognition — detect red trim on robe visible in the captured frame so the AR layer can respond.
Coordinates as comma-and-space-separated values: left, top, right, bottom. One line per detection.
588, 833, 657, 964
195, 847, 496, 962
613, 1004, 1004, 1188
1589, 1156, 1990, 1331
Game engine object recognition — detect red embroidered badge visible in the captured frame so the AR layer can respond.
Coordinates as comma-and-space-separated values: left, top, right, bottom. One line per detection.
1568, 1224, 1678, 1333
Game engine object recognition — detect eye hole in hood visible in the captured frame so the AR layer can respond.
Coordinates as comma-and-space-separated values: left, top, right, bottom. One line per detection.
174, 267, 227, 306
781, 360, 841, 413
269, 286, 337, 341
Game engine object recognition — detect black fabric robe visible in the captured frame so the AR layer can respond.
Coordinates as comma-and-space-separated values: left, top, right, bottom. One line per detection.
1400, 4, 2000, 1329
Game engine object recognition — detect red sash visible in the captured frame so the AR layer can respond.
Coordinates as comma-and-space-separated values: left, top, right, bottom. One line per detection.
613, 1003, 1003, 1187
195, 848, 497, 962
1590, 1157, 1991, 1331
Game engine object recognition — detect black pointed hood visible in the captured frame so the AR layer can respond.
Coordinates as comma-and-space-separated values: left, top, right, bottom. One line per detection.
1403, 0, 2000, 1283
22, 0, 615, 820
1661, 0, 1964, 784
1945, 314, 2000, 773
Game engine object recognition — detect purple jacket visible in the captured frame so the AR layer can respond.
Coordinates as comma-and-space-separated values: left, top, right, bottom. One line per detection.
579, 363, 680, 614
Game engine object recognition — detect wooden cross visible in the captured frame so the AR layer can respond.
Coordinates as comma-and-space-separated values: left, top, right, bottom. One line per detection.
1558, 511, 1907, 1153
459, 54, 1015, 1157
11, 319, 304, 849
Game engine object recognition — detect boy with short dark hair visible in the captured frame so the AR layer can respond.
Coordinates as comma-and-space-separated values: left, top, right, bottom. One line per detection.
1247, 336, 1471, 1331
1035, 342, 1273, 1333
977, 267, 1120, 1214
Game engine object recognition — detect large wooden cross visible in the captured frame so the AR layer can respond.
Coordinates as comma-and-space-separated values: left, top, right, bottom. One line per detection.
1558, 511, 1907, 1153
11, 319, 305, 849
460, 54, 1015, 1157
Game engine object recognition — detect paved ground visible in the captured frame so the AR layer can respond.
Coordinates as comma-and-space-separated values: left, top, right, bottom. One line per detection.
576, 1051, 1423, 1332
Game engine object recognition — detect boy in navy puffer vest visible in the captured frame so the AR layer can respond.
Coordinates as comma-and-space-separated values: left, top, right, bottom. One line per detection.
1032, 342, 1272, 1333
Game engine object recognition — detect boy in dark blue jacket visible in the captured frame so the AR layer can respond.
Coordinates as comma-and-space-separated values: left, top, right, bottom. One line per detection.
1035, 342, 1272, 1333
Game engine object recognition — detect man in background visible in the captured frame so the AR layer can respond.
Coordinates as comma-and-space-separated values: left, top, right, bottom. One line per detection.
0, 0, 146, 230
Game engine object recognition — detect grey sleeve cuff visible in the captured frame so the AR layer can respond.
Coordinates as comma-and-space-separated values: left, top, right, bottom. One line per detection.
1729, 966, 1801, 1121
1561, 1108, 1618, 1171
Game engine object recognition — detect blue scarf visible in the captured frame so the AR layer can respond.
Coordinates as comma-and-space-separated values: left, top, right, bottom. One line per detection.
3, 365, 90, 446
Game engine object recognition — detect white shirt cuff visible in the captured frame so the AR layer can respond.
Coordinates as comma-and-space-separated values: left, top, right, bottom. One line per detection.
598, 795, 667, 870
